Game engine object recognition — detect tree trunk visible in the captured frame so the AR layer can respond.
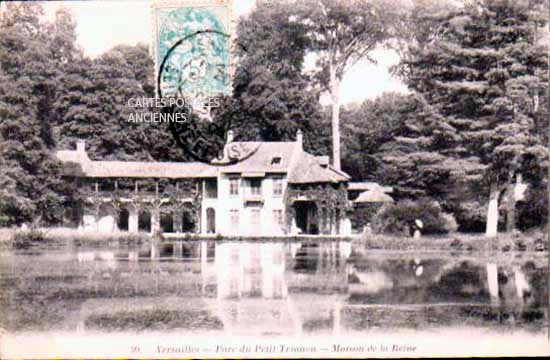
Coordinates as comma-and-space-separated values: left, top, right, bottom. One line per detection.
330, 65, 341, 171
485, 183, 500, 238
506, 182, 516, 233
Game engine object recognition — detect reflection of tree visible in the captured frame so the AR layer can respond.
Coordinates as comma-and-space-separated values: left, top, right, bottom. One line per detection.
428, 261, 488, 303
346, 256, 548, 331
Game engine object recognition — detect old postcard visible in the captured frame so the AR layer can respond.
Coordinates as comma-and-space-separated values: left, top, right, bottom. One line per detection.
0, 0, 549, 358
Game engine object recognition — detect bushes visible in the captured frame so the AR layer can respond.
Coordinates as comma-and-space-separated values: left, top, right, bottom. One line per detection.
517, 187, 549, 231
11, 229, 45, 249
372, 198, 458, 235
0, 216, 10, 227
452, 200, 487, 233
350, 203, 383, 232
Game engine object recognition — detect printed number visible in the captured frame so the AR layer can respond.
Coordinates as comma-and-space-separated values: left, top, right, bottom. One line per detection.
131, 346, 141, 353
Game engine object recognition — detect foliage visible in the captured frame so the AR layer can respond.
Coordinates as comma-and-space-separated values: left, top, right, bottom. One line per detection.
452, 200, 489, 233
340, 92, 412, 181
372, 198, 458, 235
350, 203, 384, 232
0, 216, 9, 227
516, 186, 549, 230
394, 0, 549, 232
11, 229, 45, 249
52, 43, 190, 163
0, 3, 79, 225
292, 0, 402, 170
230, 0, 326, 154
284, 183, 349, 234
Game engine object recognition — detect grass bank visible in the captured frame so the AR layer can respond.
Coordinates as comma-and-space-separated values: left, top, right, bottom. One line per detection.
355, 228, 548, 252
1, 226, 548, 253
0, 227, 150, 250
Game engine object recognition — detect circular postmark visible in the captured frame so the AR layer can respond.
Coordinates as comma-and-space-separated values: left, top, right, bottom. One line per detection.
158, 29, 260, 164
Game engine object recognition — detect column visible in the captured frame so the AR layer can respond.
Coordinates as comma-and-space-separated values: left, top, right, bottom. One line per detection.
339, 217, 351, 236
128, 207, 138, 233
151, 241, 160, 260
173, 211, 183, 233
173, 242, 183, 258
151, 208, 160, 234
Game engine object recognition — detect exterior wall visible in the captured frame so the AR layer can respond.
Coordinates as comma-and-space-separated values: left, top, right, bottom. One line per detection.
201, 178, 219, 235
212, 174, 287, 236
74, 175, 350, 236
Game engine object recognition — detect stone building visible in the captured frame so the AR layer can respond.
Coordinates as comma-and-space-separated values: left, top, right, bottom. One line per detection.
56, 130, 352, 236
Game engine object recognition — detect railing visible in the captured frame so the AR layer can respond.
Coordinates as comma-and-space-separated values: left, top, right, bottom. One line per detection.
244, 189, 264, 203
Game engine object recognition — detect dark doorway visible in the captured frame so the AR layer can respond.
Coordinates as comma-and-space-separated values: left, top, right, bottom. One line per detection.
182, 210, 195, 232
118, 208, 129, 231
138, 210, 151, 232
295, 203, 307, 234
160, 212, 174, 233
294, 202, 318, 234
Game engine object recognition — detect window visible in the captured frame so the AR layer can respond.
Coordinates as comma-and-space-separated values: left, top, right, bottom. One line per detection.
273, 209, 283, 226
250, 179, 262, 196
229, 178, 239, 196
205, 179, 217, 198
273, 178, 283, 196
230, 209, 240, 227
271, 156, 282, 166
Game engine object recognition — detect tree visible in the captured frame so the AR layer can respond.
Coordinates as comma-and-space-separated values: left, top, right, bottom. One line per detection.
53, 43, 190, 162
228, 0, 327, 154
397, 0, 549, 236
339, 92, 413, 181
293, 0, 401, 170
0, 3, 77, 225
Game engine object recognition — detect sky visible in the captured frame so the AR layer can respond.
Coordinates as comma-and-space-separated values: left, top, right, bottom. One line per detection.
39, 0, 408, 105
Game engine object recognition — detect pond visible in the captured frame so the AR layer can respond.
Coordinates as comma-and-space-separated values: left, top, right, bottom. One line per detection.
0, 239, 547, 338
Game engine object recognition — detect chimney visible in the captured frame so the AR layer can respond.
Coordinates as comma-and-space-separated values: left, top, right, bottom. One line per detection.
76, 140, 86, 153
296, 129, 303, 150
227, 130, 234, 143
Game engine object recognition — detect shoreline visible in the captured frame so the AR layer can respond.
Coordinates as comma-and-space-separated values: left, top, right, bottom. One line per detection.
0, 227, 547, 253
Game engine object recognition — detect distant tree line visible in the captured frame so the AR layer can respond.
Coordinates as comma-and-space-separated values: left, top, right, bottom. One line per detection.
0, 0, 548, 233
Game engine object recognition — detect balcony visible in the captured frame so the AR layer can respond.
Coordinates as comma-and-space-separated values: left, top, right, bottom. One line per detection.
244, 189, 264, 204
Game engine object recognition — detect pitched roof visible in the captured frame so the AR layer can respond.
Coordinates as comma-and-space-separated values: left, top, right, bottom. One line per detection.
215, 141, 298, 174
84, 161, 217, 178
56, 149, 216, 178
353, 189, 394, 203
287, 151, 350, 184
348, 182, 393, 193
55, 139, 350, 183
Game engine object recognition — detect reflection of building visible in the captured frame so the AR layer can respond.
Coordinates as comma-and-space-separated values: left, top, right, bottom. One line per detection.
215, 242, 287, 299
212, 240, 351, 335
213, 242, 294, 335
56, 130, 352, 236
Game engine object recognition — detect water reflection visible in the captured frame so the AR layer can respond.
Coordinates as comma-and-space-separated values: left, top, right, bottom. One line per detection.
0, 240, 547, 335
